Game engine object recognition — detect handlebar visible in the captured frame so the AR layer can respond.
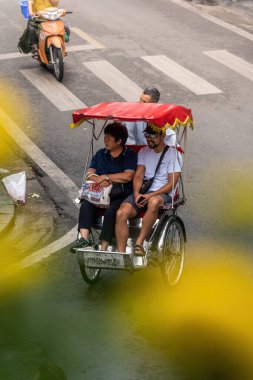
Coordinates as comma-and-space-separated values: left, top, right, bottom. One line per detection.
32, 9, 72, 20
30, 9, 73, 18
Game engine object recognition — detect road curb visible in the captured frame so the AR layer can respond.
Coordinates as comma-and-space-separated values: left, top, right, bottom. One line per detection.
188, 0, 253, 31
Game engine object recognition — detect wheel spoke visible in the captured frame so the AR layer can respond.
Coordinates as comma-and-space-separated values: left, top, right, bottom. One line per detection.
161, 219, 185, 286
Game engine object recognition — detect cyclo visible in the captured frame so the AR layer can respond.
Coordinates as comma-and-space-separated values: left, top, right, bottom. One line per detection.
70, 102, 194, 287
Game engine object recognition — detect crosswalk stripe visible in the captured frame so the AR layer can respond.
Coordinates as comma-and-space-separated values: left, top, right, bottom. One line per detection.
0, 45, 96, 61
20, 68, 86, 111
142, 54, 222, 95
67, 44, 97, 52
0, 52, 28, 60
83, 60, 143, 101
204, 50, 253, 81
71, 27, 105, 49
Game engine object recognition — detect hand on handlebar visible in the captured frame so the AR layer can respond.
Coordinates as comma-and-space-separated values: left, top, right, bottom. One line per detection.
30, 12, 39, 19
58, 8, 67, 16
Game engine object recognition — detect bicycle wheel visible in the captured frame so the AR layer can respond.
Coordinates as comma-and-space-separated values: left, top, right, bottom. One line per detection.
79, 264, 101, 285
160, 218, 185, 287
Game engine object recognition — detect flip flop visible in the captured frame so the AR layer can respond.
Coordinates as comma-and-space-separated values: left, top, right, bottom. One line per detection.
32, 51, 39, 60
134, 244, 145, 256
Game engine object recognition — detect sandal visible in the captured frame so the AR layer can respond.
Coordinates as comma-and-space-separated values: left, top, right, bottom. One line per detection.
31, 47, 39, 60
32, 52, 39, 60
134, 244, 145, 256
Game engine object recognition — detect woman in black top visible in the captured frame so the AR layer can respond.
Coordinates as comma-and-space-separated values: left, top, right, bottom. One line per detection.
70, 122, 137, 252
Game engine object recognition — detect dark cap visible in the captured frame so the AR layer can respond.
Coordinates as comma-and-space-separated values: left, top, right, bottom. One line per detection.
143, 124, 157, 134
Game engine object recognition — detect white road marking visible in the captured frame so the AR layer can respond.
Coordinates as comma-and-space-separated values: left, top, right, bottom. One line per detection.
142, 55, 222, 95
0, 45, 95, 61
67, 44, 97, 52
20, 68, 86, 111
0, 108, 79, 269
83, 60, 143, 101
14, 226, 78, 271
71, 27, 105, 49
0, 109, 79, 200
204, 50, 253, 81
0, 52, 30, 60
169, 0, 253, 42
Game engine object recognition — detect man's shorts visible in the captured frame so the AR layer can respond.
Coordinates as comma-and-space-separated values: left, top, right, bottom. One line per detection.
123, 192, 172, 213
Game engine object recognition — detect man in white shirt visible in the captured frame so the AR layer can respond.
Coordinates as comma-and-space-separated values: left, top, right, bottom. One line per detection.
125, 87, 160, 145
116, 125, 182, 255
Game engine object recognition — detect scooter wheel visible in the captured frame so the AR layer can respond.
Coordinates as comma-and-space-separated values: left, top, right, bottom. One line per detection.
52, 46, 64, 82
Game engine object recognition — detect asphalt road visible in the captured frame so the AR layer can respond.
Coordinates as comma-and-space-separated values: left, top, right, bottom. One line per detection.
1, 0, 253, 379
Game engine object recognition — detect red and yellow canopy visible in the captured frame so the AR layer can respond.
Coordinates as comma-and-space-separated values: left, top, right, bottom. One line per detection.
71, 102, 194, 131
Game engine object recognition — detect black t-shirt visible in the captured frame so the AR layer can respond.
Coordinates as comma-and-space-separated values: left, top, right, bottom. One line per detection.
90, 147, 137, 196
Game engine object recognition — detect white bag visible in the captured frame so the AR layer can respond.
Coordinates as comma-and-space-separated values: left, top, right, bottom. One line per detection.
2, 171, 26, 204
80, 173, 112, 208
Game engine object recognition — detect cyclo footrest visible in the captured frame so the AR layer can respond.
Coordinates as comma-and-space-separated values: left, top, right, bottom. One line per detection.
77, 249, 132, 270
77, 249, 148, 270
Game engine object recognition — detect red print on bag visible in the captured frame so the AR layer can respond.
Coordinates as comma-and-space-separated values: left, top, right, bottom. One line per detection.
89, 183, 103, 193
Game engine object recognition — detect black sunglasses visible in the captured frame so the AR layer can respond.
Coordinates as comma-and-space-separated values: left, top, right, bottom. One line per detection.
144, 132, 159, 139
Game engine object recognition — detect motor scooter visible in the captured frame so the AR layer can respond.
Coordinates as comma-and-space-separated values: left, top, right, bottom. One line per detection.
33, 7, 68, 81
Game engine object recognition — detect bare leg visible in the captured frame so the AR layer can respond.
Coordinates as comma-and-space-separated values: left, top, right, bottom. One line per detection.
32, 44, 39, 59
101, 240, 109, 251
136, 196, 164, 246
79, 228, 90, 240
116, 203, 137, 253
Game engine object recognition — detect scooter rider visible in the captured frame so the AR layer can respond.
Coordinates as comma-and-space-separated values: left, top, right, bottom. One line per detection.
28, 0, 58, 18
28, 0, 57, 56
28, 0, 70, 57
